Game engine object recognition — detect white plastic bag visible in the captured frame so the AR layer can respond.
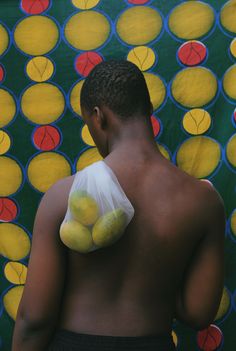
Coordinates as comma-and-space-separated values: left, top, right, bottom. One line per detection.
59, 160, 135, 253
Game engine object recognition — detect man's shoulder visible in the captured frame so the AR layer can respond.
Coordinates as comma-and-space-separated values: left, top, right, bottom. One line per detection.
46, 174, 75, 196
41, 174, 75, 220
167, 161, 224, 213
197, 179, 225, 215
180, 173, 225, 221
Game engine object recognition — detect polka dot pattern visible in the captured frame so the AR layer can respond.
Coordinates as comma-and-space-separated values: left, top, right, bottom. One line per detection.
75, 52, 103, 77
176, 136, 221, 178
182, 109, 211, 135
177, 41, 207, 66
72, 0, 100, 10
168, 1, 215, 40
21, 0, 51, 15
0, 23, 9, 57
0, 89, 16, 128
21, 83, 65, 124
127, 46, 156, 71
27, 152, 71, 193
0, 223, 30, 260
26, 56, 54, 82
14, 15, 59, 56
116, 7, 163, 45
64, 11, 110, 50
171, 67, 218, 108
0, 1, 235, 350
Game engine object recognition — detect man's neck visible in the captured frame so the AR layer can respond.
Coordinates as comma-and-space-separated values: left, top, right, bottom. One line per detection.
107, 120, 161, 161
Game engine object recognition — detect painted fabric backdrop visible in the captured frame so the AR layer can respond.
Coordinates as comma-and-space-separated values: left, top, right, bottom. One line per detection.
0, 0, 236, 350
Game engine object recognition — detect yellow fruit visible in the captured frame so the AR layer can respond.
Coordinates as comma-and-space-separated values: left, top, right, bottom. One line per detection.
60, 220, 94, 253
92, 208, 127, 247
69, 190, 99, 226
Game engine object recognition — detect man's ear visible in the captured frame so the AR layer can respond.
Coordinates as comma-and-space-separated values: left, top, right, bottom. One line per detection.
94, 106, 107, 129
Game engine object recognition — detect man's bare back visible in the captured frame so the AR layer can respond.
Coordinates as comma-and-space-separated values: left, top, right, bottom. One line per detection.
57, 151, 224, 336
12, 60, 225, 351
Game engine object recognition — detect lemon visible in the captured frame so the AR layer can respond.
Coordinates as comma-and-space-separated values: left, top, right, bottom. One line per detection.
69, 190, 99, 226
60, 220, 94, 253
92, 208, 127, 247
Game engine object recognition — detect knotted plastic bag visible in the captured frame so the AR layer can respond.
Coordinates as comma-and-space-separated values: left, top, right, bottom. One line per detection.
59, 160, 135, 253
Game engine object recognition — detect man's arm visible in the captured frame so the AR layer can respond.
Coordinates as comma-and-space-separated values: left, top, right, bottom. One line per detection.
12, 179, 68, 351
175, 183, 226, 330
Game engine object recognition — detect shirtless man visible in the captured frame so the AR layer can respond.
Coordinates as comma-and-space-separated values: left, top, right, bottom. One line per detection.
12, 60, 225, 351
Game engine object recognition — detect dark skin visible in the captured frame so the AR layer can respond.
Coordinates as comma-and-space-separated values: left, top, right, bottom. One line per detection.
12, 106, 225, 350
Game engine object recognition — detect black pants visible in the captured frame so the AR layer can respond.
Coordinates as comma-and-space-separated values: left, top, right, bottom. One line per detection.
47, 329, 177, 351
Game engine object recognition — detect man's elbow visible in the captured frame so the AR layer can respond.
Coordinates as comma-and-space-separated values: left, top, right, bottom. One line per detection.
15, 308, 56, 337
186, 317, 214, 331
12, 313, 57, 351
180, 309, 218, 331
175, 302, 219, 331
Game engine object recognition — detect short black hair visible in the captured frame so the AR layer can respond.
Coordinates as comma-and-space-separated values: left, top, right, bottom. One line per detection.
80, 59, 152, 119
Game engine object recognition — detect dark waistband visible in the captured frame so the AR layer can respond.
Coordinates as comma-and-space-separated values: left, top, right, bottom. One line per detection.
49, 328, 176, 350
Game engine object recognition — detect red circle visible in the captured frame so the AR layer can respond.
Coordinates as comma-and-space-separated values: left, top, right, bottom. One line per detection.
0, 65, 5, 83
233, 108, 236, 124
197, 325, 223, 351
128, 0, 150, 4
0, 198, 18, 222
75, 52, 103, 77
151, 116, 161, 137
33, 125, 61, 151
178, 41, 207, 66
21, 0, 50, 15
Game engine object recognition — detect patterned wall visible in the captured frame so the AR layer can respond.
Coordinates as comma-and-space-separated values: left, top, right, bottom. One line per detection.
0, 0, 236, 350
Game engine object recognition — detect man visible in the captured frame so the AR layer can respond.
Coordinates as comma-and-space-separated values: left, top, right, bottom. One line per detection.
12, 60, 225, 351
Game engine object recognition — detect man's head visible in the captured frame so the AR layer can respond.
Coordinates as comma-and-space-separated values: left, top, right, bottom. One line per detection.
80, 59, 152, 156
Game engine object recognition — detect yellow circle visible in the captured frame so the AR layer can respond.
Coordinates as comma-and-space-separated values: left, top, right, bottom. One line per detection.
21, 83, 65, 124
117, 6, 162, 46
220, 0, 236, 34
230, 209, 236, 236
171, 67, 218, 108
168, 1, 215, 39
214, 287, 230, 321
157, 143, 171, 160
76, 147, 103, 171
4, 262, 27, 285
143, 73, 166, 111
226, 133, 236, 167
223, 65, 236, 100
72, 0, 100, 9
81, 125, 95, 146
14, 16, 59, 56
0, 130, 11, 154
176, 136, 221, 178
182, 109, 211, 135
0, 223, 30, 260
127, 46, 156, 71
0, 156, 23, 196
27, 152, 71, 193
0, 89, 16, 128
3, 286, 24, 320
26, 56, 54, 82
65, 11, 110, 51
0, 23, 9, 56
230, 38, 236, 58
70, 80, 84, 117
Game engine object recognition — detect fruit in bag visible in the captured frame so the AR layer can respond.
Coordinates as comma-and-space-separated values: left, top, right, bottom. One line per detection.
69, 190, 99, 226
92, 208, 127, 247
60, 220, 94, 253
